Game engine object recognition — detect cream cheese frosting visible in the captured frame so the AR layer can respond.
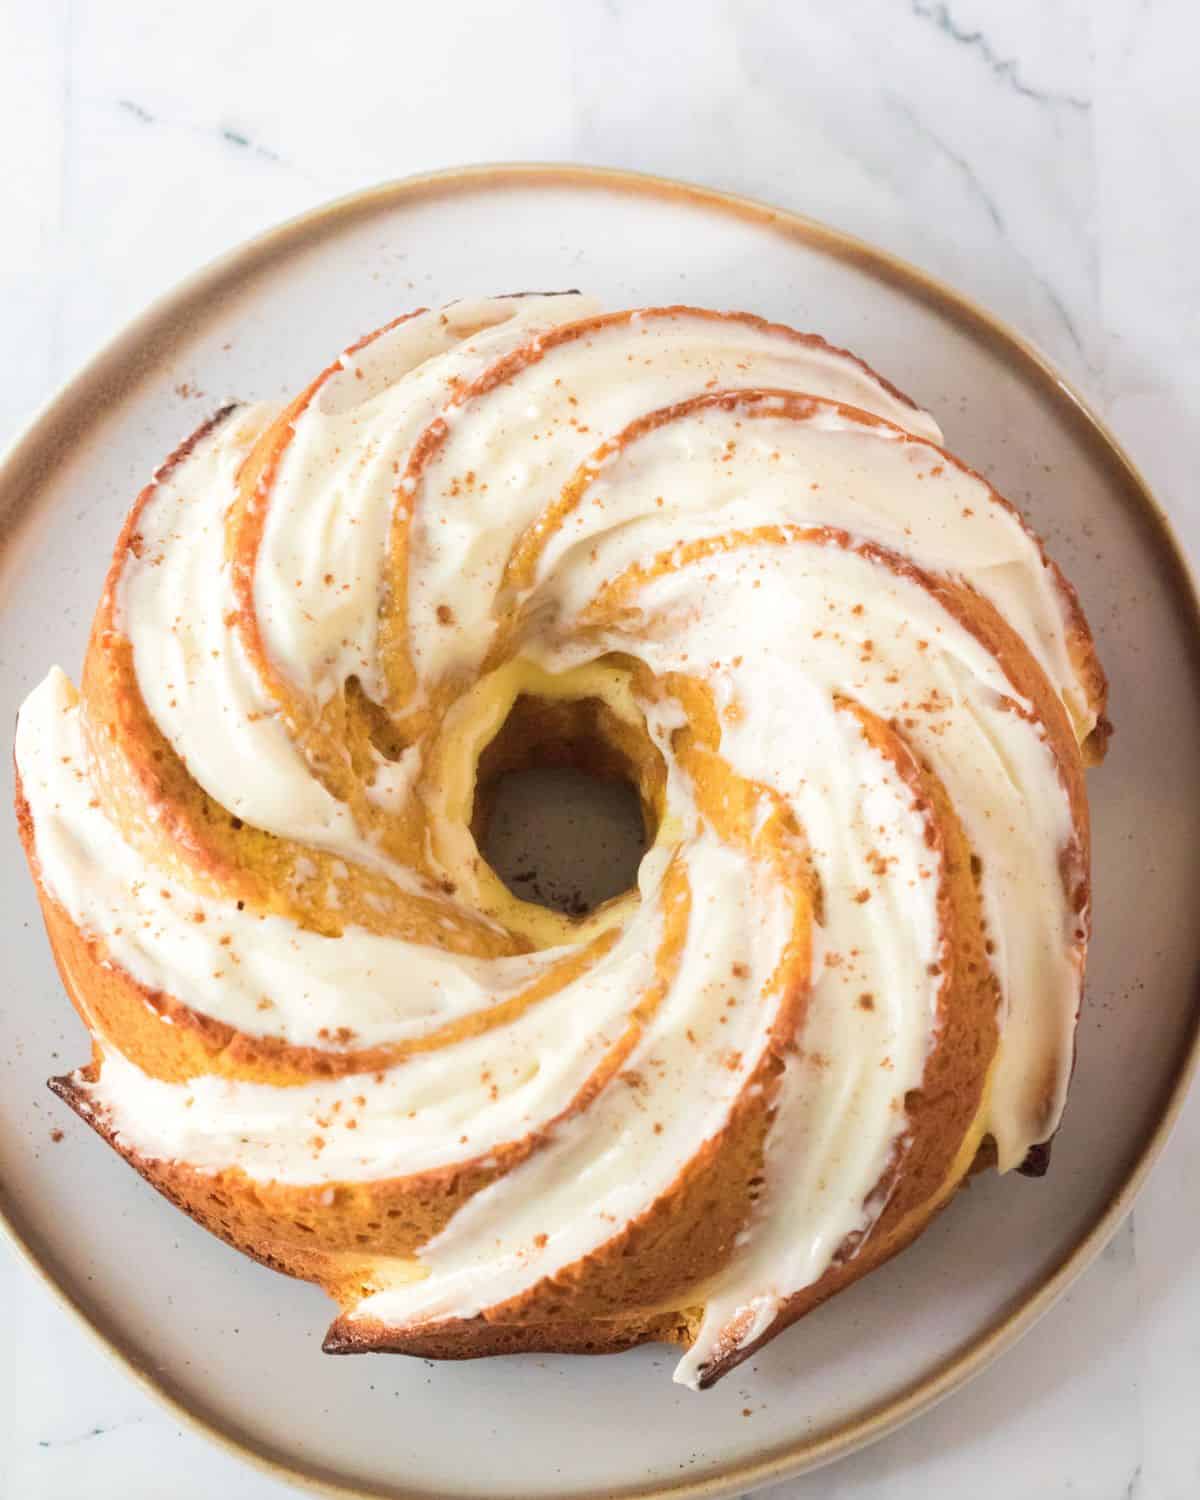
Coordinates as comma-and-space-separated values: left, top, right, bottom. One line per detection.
14, 295, 1100, 1390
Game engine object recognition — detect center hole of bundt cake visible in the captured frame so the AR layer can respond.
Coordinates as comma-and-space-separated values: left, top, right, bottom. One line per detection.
473, 692, 658, 918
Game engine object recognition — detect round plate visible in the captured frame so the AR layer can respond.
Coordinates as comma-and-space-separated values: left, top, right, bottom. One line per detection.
2, 165, 1198, 1500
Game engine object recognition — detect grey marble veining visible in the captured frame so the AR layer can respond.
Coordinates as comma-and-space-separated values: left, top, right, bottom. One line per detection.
1, 1, 1197, 1497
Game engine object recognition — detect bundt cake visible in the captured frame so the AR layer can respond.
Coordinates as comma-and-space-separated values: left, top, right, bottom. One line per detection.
14, 294, 1109, 1388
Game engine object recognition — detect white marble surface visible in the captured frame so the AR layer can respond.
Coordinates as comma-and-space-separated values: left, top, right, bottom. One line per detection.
1, 1, 1197, 1497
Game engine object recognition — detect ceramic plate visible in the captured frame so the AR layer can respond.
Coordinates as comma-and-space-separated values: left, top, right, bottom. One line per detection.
2, 165, 1198, 1500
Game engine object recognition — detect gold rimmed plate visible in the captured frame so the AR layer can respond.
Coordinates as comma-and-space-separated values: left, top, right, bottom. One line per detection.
1, 164, 1198, 1500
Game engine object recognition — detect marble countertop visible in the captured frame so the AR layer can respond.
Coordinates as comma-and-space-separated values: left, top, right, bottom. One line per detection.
2, 1, 1197, 1496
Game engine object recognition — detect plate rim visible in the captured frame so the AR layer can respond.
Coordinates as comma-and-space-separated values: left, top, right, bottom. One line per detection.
3, 159, 1198, 1500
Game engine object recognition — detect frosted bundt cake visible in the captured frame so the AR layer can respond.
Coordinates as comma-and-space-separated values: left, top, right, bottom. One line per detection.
14, 295, 1108, 1388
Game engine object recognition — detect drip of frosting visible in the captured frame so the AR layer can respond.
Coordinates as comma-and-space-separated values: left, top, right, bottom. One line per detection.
255, 295, 601, 706
402, 310, 946, 689
19, 670, 554, 1051
116, 297, 600, 873
531, 396, 1090, 737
